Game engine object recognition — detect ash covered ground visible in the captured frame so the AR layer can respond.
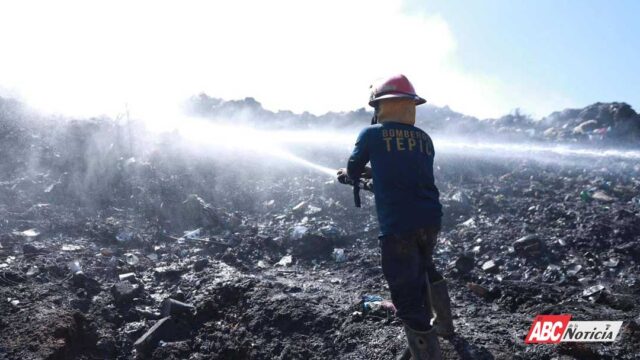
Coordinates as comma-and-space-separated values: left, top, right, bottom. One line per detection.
1, 97, 640, 359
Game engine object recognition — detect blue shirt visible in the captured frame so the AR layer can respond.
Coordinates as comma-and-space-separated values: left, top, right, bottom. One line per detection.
347, 122, 442, 236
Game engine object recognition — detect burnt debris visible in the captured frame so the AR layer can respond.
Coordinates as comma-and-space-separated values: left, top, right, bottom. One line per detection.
0, 96, 639, 359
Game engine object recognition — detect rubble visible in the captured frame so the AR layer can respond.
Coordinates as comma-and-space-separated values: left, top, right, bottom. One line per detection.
133, 317, 174, 354
111, 281, 144, 304
513, 234, 543, 257
453, 253, 475, 274
161, 298, 195, 317
481, 260, 499, 273
1, 100, 639, 359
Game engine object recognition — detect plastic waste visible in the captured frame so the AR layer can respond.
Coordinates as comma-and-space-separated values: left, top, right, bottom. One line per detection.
116, 231, 134, 243
124, 253, 140, 266
276, 255, 293, 267
26, 266, 39, 276
460, 218, 475, 227
566, 263, 582, 276
68, 260, 83, 275
13, 229, 40, 239
119, 272, 136, 281
583, 284, 605, 297
332, 248, 346, 262
361, 294, 396, 314
319, 224, 341, 238
603, 257, 619, 268
591, 190, 615, 202
305, 205, 322, 215
482, 260, 499, 273
179, 228, 203, 241
291, 225, 308, 240
580, 190, 593, 202
61, 244, 83, 251
292, 201, 306, 212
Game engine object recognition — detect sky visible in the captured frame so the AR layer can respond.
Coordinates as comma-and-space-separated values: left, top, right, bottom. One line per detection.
0, 0, 638, 120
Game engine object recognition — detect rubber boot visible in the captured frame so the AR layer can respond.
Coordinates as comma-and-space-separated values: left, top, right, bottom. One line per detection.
403, 325, 442, 360
430, 279, 455, 338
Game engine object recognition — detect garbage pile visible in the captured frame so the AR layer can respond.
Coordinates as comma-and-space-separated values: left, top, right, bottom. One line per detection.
0, 97, 639, 359
185, 94, 640, 144
540, 102, 640, 143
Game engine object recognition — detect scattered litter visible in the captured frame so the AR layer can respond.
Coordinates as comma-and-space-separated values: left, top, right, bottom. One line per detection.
124, 253, 140, 266
161, 298, 195, 317
133, 316, 173, 353
290, 225, 308, 240
603, 257, 620, 268
591, 190, 615, 202
119, 273, 137, 282
513, 235, 542, 257
481, 260, 499, 273
26, 266, 39, 276
12, 229, 40, 239
361, 295, 396, 315
305, 205, 322, 215
566, 264, 582, 276
111, 281, 144, 304
276, 255, 293, 267
583, 284, 605, 297
68, 260, 83, 275
460, 218, 475, 227
61, 244, 83, 251
179, 228, 203, 241
580, 190, 593, 202
147, 253, 159, 261
292, 201, 306, 212
116, 231, 134, 243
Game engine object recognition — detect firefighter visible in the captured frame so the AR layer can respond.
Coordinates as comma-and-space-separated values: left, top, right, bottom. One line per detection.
337, 75, 454, 359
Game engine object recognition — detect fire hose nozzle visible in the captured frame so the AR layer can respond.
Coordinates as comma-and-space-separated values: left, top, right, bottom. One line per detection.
336, 168, 373, 207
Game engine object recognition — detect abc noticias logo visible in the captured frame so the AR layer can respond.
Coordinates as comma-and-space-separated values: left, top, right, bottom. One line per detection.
525, 315, 623, 344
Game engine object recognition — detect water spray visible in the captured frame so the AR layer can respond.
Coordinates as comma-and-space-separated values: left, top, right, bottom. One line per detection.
266, 147, 337, 176
156, 117, 640, 181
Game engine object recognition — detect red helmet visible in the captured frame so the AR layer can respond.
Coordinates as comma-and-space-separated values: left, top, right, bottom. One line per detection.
369, 74, 426, 107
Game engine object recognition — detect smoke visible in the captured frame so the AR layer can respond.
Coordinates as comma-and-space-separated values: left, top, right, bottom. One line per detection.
2, 90, 639, 224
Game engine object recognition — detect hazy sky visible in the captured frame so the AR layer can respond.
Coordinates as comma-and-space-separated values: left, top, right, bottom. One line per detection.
0, 0, 637, 119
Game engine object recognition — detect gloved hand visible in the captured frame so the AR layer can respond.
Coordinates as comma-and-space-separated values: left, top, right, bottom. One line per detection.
362, 166, 372, 179
337, 167, 372, 184
336, 168, 350, 184
361, 178, 374, 191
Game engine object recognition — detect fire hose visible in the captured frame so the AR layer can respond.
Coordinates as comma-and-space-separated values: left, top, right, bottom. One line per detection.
337, 170, 373, 208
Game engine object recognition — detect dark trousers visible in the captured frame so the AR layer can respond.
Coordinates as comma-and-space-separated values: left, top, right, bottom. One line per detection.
380, 226, 443, 331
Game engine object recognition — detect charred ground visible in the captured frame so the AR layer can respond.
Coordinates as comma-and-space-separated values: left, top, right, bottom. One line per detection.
1, 97, 640, 359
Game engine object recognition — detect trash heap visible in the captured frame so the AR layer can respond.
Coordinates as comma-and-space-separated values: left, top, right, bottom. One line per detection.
0, 97, 639, 359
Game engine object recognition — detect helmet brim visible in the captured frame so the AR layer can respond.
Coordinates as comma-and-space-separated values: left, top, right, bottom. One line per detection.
369, 93, 426, 107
